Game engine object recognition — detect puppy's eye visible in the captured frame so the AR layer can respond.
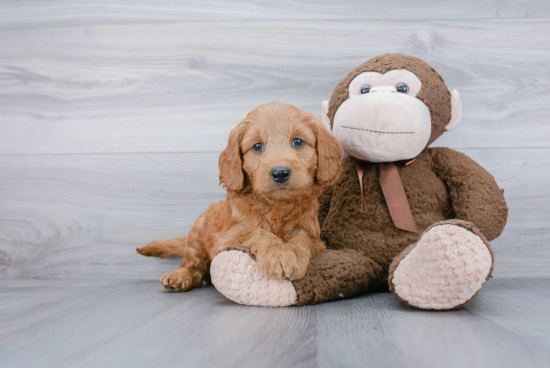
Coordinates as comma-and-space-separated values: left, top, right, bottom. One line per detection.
361, 85, 371, 94
396, 82, 409, 93
252, 143, 264, 152
292, 138, 304, 148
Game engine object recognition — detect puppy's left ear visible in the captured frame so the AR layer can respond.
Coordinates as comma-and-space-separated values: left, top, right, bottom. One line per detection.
314, 118, 343, 186
219, 122, 246, 191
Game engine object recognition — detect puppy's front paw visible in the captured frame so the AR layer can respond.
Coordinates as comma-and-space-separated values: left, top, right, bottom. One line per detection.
256, 244, 310, 280
160, 269, 194, 292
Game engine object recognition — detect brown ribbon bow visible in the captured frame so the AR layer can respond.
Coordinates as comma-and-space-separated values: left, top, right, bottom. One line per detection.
356, 160, 418, 233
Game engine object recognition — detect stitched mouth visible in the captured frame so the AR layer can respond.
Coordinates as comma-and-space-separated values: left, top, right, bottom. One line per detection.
341, 125, 415, 135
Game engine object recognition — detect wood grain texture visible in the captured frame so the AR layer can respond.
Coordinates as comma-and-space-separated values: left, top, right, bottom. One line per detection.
1, 19, 550, 155
0, 278, 548, 368
467, 279, 550, 347
1, 148, 548, 280
0, 152, 225, 279
315, 279, 550, 368
1, 0, 549, 28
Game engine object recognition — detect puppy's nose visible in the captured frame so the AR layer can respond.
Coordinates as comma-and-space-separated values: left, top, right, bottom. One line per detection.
271, 167, 291, 183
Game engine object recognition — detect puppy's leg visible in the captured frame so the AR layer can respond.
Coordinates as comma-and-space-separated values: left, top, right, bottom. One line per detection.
282, 235, 326, 279
249, 231, 316, 280
160, 211, 214, 292
160, 243, 209, 292
287, 234, 326, 259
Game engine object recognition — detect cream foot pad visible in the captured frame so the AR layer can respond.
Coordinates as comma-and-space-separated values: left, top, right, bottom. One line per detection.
391, 224, 493, 310
211, 250, 297, 307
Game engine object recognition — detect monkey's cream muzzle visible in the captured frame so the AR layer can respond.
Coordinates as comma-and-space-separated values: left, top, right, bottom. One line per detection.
332, 86, 431, 163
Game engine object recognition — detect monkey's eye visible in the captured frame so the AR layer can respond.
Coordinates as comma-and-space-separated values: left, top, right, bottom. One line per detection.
252, 143, 264, 152
360, 85, 371, 94
396, 82, 409, 93
292, 138, 304, 148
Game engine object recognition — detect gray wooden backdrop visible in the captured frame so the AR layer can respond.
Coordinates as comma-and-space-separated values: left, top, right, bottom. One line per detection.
1, 1, 549, 281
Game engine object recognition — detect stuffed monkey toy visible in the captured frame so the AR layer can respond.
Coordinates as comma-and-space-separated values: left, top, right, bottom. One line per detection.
211, 54, 508, 310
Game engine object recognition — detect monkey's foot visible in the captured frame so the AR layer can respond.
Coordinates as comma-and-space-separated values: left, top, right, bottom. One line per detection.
211, 250, 297, 307
389, 223, 493, 310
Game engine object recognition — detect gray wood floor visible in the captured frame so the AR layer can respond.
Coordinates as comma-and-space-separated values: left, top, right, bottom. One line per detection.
1, 1, 550, 367
0, 278, 549, 368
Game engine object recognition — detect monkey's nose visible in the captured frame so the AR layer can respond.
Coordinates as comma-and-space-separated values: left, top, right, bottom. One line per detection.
271, 167, 291, 183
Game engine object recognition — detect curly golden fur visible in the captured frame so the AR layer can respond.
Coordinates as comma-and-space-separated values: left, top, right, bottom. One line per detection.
137, 102, 343, 291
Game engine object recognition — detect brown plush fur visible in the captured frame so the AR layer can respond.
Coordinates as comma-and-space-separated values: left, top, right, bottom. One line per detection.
137, 102, 343, 292
291, 54, 508, 306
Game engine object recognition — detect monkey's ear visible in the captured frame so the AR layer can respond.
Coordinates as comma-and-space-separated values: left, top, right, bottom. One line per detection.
446, 89, 463, 131
321, 100, 332, 132
315, 118, 343, 186
219, 123, 246, 191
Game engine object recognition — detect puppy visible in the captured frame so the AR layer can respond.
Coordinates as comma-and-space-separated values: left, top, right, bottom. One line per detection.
137, 102, 343, 292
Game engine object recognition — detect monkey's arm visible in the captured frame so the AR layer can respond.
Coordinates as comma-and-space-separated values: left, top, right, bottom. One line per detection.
291, 249, 384, 305
210, 247, 383, 307
430, 147, 508, 241
317, 184, 334, 226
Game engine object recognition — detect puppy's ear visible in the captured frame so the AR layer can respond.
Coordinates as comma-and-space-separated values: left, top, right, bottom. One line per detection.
219, 122, 246, 191
314, 118, 343, 186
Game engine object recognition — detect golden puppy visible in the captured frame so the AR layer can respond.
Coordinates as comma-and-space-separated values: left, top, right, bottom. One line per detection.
137, 102, 343, 292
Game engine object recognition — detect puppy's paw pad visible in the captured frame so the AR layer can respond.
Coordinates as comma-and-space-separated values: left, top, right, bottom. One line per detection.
392, 224, 492, 310
211, 250, 297, 307
160, 270, 193, 292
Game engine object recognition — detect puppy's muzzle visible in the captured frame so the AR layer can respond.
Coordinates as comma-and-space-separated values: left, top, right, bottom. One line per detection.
271, 167, 291, 183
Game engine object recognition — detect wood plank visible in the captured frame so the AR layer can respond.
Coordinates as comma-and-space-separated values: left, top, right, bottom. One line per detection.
0, 148, 548, 280
1, 19, 549, 155
316, 279, 550, 368
0, 280, 317, 368
466, 278, 550, 346
75, 288, 318, 368
1, 0, 549, 28
0, 152, 225, 280
0, 279, 548, 368
467, 148, 550, 279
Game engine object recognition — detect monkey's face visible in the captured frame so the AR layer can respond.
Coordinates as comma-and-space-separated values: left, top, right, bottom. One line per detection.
322, 54, 462, 163
331, 69, 431, 162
